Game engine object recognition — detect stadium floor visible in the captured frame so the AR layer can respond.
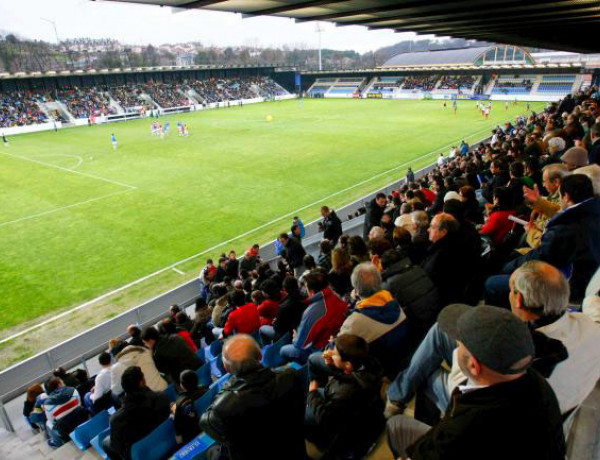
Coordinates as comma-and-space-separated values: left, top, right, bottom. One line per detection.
0, 98, 543, 368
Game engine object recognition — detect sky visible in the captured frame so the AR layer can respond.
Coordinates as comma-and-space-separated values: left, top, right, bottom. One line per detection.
0, 0, 431, 53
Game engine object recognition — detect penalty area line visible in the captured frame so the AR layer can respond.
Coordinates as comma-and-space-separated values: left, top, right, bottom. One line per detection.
0, 117, 510, 345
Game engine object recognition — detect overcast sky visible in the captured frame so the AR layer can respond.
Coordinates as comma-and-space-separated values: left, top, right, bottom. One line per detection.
0, 0, 435, 53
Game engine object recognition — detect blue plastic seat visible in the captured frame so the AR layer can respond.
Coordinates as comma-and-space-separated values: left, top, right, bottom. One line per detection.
164, 383, 178, 402
288, 362, 309, 394
209, 352, 226, 378
90, 427, 111, 460
193, 373, 231, 415
196, 361, 212, 387
130, 418, 177, 460
203, 340, 223, 362
70, 410, 110, 451
170, 432, 216, 460
261, 332, 292, 369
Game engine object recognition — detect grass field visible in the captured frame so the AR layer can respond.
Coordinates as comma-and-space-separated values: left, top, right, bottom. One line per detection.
0, 98, 542, 342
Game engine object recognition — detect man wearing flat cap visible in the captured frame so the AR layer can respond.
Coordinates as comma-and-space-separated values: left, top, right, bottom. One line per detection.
386, 304, 565, 460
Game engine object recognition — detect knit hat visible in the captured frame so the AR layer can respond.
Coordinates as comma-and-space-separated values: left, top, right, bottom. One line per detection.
444, 191, 461, 202
561, 147, 589, 168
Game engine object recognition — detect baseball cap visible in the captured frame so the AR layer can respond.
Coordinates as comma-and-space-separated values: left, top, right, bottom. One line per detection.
561, 147, 589, 168
438, 304, 534, 375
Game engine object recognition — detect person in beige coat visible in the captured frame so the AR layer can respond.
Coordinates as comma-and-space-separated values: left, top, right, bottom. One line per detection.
110, 345, 168, 397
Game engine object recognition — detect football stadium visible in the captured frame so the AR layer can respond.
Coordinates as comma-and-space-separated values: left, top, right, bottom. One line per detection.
1, 0, 600, 459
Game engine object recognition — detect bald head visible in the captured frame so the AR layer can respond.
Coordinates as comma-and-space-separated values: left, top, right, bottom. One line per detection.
222, 334, 262, 376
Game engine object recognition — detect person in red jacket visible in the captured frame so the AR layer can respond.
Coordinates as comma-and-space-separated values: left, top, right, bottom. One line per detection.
223, 293, 261, 337
480, 186, 516, 247
257, 279, 281, 326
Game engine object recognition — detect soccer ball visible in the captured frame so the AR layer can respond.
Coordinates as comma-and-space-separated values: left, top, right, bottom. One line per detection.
265, 115, 274, 122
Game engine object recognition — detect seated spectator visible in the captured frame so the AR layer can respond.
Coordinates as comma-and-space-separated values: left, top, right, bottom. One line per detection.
348, 235, 370, 267
84, 352, 113, 414
363, 192, 387, 239
257, 279, 281, 326
490, 174, 600, 305
239, 250, 258, 273
386, 305, 565, 460
380, 248, 440, 337
190, 298, 212, 344
126, 325, 144, 347
338, 262, 410, 377
299, 254, 317, 284
103, 366, 171, 460
170, 305, 193, 331
161, 318, 197, 353
30, 377, 88, 448
410, 210, 430, 264
561, 146, 588, 171
111, 345, 168, 398
480, 186, 516, 247
23, 383, 45, 431
222, 289, 260, 337
200, 335, 306, 460
172, 370, 207, 445
260, 276, 306, 343
225, 250, 239, 279
141, 326, 203, 385
306, 335, 385, 459
328, 247, 353, 298
317, 239, 333, 273
280, 271, 348, 364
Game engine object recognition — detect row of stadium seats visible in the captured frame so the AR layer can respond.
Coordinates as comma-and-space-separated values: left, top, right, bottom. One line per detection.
0, 77, 287, 126
491, 74, 535, 95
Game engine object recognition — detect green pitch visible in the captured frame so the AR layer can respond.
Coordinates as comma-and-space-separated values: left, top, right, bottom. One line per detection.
0, 99, 542, 332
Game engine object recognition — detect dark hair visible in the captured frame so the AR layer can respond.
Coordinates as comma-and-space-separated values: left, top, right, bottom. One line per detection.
303, 254, 316, 270
380, 249, 406, 271
129, 325, 141, 337
282, 276, 301, 297
367, 237, 393, 258
121, 366, 144, 394
141, 326, 159, 342
195, 298, 207, 311
180, 369, 199, 392
228, 289, 247, 307
206, 258, 213, 265
160, 319, 177, 335
278, 232, 289, 240
509, 161, 524, 178
242, 278, 253, 293
443, 199, 465, 221
304, 271, 328, 293
46, 377, 62, 393
53, 367, 67, 378
335, 334, 369, 370
98, 352, 112, 367
170, 304, 180, 315
175, 311, 190, 325
459, 185, 476, 202
348, 235, 368, 258
260, 279, 280, 300
392, 227, 412, 247
218, 256, 227, 265
320, 239, 333, 254
493, 186, 513, 210
591, 122, 600, 139
375, 192, 387, 201
561, 174, 594, 204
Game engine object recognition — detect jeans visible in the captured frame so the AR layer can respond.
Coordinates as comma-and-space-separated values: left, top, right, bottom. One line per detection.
387, 323, 456, 412
305, 389, 327, 447
46, 424, 66, 447
484, 274, 511, 309
280, 344, 316, 364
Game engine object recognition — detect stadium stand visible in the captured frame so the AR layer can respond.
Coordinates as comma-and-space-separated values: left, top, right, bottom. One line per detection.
401, 75, 439, 91
109, 85, 150, 112
491, 74, 535, 95
2, 85, 600, 460
537, 75, 577, 95
142, 83, 190, 109
0, 91, 48, 127
51, 87, 117, 118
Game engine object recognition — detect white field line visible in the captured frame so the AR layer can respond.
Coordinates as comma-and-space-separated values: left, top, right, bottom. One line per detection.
172, 267, 186, 275
0, 118, 509, 345
29, 153, 84, 170
0, 189, 135, 228
0, 151, 137, 190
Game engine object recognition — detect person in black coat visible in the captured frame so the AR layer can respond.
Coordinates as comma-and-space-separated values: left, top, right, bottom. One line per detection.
381, 249, 440, 336
278, 233, 307, 276
141, 327, 203, 385
225, 251, 240, 279
481, 159, 509, 204
501, 174, 600, 303
363, 193, 387, 239
306, 334, 385, 460
321, 206, 343, 246
103, 366, 171, 460
200, 335, 306, 460
172, 370, 208, 445
588, 123, 600, 165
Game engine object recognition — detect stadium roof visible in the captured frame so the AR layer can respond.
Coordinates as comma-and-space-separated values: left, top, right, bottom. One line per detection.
99, 0, 600, 54
383, 47, 488, 67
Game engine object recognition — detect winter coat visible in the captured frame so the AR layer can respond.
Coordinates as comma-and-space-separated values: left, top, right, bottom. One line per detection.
363, 198, 386, 239
322, 211, 343, 245
282, 237, 306, 269
153, 335, 203, 384
111, 346, 168, 396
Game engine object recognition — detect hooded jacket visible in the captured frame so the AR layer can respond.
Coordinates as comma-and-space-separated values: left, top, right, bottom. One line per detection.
111, 346, 168, 396
152, 335, 204, 384
307, 357, 385, 459
322, 210, 343, 245
200, 367, 306, 460
339, 290, 410, 377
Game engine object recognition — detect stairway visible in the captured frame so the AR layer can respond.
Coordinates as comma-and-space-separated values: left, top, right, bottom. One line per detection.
0, 426, 101, 460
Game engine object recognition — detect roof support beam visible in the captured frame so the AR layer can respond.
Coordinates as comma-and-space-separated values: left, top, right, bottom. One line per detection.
242, 0, 350, 18
342, 1, 597, 27
178, 0, 228, 8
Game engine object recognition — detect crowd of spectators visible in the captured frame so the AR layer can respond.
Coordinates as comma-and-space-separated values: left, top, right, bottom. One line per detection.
109, 85, 148, 111
403, 75, 439, 91
0, 90, 48, 127
188, 76, 284, 103
437, 75, 476, 90
495, 77, 534, 91
143, 83, 190, 108
21, 86, 600, 460
52, 87, 117, 118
